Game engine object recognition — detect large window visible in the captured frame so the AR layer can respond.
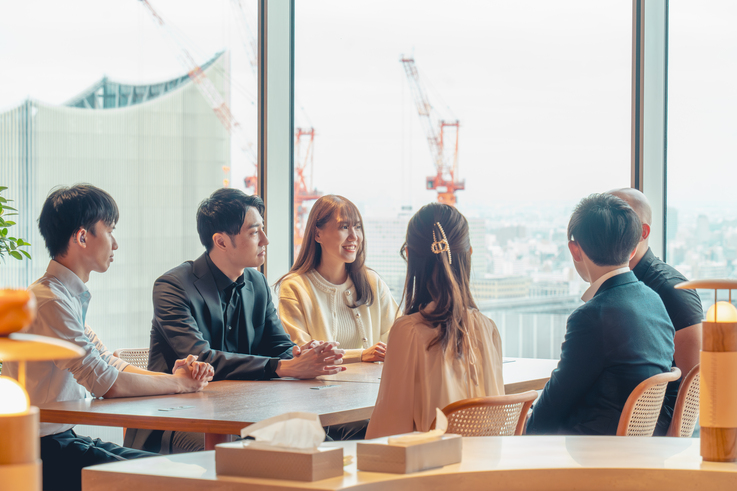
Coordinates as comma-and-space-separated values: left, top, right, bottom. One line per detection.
295, 0, 631, 358
668, 1, 737, 309
0, 0, 257, 442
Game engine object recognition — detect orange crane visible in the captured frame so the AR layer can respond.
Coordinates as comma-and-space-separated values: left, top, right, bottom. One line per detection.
137, 0, 257, 189
400, 56, 464, 206
294, 127, 322, 254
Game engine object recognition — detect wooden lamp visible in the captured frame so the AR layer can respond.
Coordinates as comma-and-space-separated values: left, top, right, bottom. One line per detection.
0, 290, 85, 491
676, 279, 737, 462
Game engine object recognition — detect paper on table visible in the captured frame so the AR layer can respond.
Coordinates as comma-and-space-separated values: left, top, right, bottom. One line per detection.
240, 412, 325, 450
387, 408, 447, 446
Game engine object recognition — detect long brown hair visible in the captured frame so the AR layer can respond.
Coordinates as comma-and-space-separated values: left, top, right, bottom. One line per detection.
277, 195, 374, 307
400, 202, 476, 356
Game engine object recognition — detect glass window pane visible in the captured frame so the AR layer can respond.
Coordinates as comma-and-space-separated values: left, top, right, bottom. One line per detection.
668, 1, 737, 311
0, 0, 258, 440
295, 0, 631, 359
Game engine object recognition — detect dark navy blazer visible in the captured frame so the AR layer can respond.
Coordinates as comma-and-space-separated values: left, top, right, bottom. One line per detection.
526, 271, 675, 435
147, 253, 295, 381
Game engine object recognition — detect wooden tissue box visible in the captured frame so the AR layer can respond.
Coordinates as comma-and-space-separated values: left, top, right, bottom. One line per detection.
357, 433, 462, 474
215, 441, 344, 481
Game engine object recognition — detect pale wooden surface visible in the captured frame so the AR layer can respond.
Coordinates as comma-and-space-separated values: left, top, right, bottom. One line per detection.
319, 357, 558, 394
82, 436, 737, 491
39, 379, 378, 436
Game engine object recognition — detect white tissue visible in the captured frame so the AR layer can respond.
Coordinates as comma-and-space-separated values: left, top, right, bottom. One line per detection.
240, 412, 325, 450
387, 408, 448, 446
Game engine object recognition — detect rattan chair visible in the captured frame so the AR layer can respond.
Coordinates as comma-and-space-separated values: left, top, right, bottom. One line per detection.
113, 348, 150, 370
616, 367, 681, 436
666, 364, 700, 438
440, 391, 538, 436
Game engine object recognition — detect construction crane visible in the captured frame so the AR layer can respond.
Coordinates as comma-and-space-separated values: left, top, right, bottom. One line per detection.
294, 127, 322, 254
137, 0, 257, 188
400, 55, 464, 206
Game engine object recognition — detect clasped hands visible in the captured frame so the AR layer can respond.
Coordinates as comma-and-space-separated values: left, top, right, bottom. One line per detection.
276, 340, 346, 378
172, 354, 214, 390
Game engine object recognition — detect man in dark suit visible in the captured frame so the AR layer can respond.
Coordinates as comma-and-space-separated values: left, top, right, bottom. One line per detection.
526, 193, 675, 435
126, 189, 345, 453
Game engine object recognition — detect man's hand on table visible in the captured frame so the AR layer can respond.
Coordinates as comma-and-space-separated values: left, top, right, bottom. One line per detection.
172, 354, 214, 392
276, 341, 346, 378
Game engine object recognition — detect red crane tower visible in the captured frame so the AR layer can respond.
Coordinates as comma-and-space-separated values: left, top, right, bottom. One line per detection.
400, 56, 464, 206
294, 127, 322, 254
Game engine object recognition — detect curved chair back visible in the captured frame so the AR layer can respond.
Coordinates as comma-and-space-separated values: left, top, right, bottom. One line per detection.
616, 367, 681, 436
113, 348, 150, 370
666, 364, 700, 438
441, 391, 538, 436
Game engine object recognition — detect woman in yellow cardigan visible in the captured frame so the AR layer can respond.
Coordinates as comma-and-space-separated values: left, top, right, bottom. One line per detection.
276, 195, 398, 363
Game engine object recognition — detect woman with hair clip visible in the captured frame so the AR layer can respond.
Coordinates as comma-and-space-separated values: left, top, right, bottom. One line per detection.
277, 195, 398, 363
366, 202, 504, 438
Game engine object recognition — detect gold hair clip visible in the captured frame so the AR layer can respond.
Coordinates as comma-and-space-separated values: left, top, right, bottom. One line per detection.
431, 222, 452, 264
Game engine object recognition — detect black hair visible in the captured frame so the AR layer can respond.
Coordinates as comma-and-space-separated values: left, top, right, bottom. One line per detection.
38, 184, 119, 258
567, 193, 642, 267
196, 188, 264, 251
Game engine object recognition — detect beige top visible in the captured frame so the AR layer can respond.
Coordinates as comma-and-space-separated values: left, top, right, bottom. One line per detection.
366, 309, 504, 439
278, 270, 399, 363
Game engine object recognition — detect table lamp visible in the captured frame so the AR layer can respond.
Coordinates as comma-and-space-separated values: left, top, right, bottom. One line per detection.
0, 289, 85, 490
675, 279, 737, 463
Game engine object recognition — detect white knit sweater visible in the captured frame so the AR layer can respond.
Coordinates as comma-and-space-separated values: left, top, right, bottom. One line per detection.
278, 269, 399, 363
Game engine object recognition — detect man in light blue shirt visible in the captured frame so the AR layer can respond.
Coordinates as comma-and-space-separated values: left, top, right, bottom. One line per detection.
4, 184, 213, 491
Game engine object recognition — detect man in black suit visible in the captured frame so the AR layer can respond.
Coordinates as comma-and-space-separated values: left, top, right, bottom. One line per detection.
126, 189, 345, 453
526, 193, 675, 435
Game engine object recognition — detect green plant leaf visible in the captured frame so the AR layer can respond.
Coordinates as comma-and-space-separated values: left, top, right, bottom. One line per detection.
20, 250, 31, 259
3, 221, 14, 227
16, 238, 24, 245
1, 228, 6, 236
3, 205, 16, 211
9, 251, 22, 260
0, 197, 6, 203
0, 186, 8, 192
9, 242, 16, 250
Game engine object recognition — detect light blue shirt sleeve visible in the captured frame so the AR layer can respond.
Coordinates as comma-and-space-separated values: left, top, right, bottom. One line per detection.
37, 298, 122, 397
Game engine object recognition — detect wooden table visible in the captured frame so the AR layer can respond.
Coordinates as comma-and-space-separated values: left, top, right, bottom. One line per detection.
81, 436, 737, 491
39, 358, 557, 450
39, 379, 378, 449
320, 357, 558, 394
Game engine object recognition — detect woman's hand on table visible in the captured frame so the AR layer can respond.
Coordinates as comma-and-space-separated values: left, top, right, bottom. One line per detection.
361, 342, 386, 362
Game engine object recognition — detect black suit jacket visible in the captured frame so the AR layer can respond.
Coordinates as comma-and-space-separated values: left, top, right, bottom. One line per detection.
148, 253, 295, 380
526, 272, 675, 435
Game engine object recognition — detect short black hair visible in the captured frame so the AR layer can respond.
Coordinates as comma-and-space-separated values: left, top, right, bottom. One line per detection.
38, 184, 119, 258
196, 189, 264, 251
567, 193, 641, 267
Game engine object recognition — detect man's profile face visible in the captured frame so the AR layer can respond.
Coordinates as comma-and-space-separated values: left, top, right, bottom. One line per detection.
84, 220, 118, 274
226, 207, 268, 270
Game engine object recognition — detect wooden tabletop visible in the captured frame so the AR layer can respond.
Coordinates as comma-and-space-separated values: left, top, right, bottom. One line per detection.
320, 357, 558, 394
39, 379, 378, 436
39, 358, 557, 437
82, 436, 737, 491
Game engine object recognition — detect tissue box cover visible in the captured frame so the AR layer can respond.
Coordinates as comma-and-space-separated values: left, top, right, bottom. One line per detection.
357, 433, 462, 474
215, 441, 344, 481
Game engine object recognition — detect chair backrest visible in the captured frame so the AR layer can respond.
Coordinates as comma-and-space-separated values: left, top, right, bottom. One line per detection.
666, 364, 700, 438
441, 391, 538, 436
113, 348, 150, 370
616, 367, 682, 436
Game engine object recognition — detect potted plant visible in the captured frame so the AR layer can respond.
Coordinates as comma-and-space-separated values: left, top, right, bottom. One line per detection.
0, 186, 31, 262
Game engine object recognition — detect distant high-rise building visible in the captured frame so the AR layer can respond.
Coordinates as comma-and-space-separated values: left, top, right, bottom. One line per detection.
0, 52, 230, 351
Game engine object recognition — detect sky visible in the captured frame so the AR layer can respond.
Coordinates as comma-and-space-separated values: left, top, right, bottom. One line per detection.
0, 0, 735, 215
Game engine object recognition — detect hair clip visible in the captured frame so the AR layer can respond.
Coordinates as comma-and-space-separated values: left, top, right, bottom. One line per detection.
431, 222, 452, 264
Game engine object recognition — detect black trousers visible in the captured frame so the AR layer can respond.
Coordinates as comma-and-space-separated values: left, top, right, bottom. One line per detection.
41, 429, 156, 491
